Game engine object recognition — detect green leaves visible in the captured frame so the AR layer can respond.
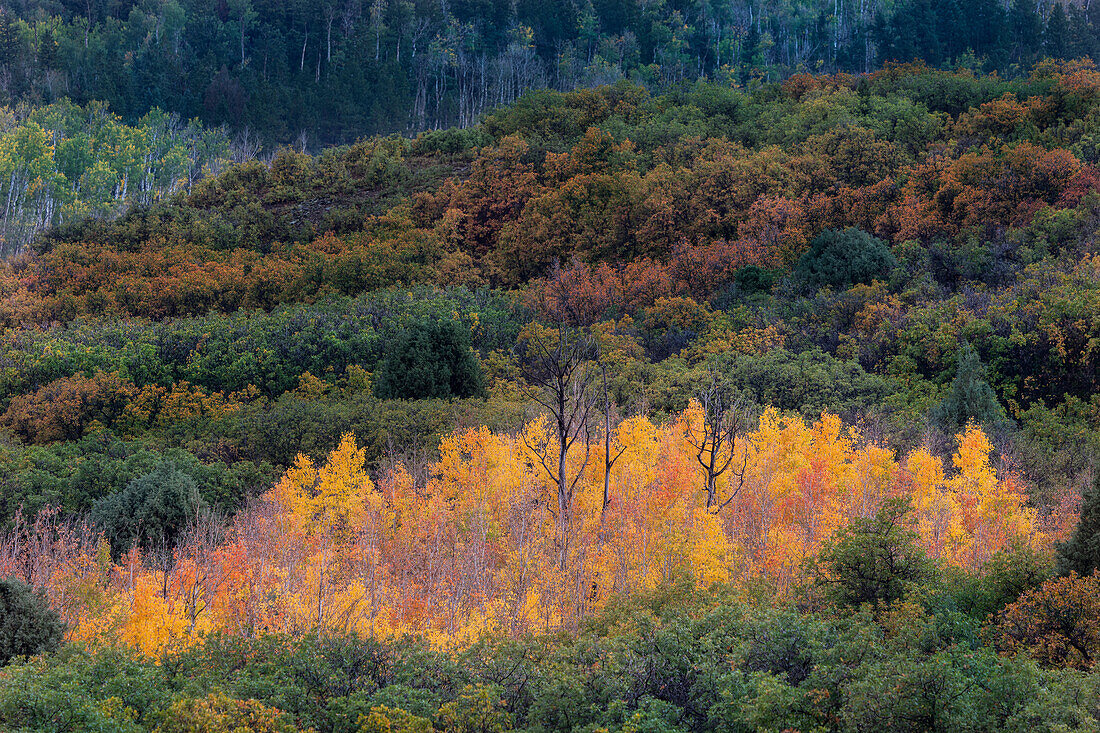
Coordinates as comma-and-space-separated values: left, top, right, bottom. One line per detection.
0, 577, 64, 666
794, 227, 898, 292
929, 343, 1008, 433
0, 101, 229, 256
374, 319, 485, 401
810, 498, 939, 609
92, 462, 204, 556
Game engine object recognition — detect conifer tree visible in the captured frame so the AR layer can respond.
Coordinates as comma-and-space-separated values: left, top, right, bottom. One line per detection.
0, 10, 20, 69
1058, 471, 1100, 577
374, 319, 484, 400
1045, 4, 1069, 59
930, 343, 1007, 432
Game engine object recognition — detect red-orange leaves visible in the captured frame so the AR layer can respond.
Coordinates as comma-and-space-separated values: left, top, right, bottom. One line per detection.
995, 572, 1100, 670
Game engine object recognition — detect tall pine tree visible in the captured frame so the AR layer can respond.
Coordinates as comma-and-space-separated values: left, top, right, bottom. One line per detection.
0, 9, 21, 69
1045, 4, 1069, 59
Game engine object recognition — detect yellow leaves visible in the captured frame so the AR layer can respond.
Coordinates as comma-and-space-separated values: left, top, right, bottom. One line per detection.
290, 371, 329, 400
358, 705, 433, 733
121, 576, 190, 657
903, 423, 1036, 567
682, 324, 784, 364
949, 422, 1035, 565
905, 446, 960, 563
435, 426, 511, 505
271, 454, 319, 532
681, 503, 739, 588
270, 433, 374, 536
951, 422, 998, 498
30, 413, 1051, 654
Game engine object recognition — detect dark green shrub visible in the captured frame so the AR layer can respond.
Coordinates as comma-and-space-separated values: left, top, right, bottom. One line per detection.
734, 265, 778, 294
794, 227, 897, 290
374, 320, 484, 400
0, 578, 65, 665
92, 462, 204, 555
811, 498, 938, 608
710, 348, 897, 420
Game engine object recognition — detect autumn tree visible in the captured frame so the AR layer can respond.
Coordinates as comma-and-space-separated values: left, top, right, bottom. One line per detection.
156, 693, 297, 733
599, 363, 626, 515
995, 572, 1100, 670
436, 685, 513, 733
358, 706, 433, 733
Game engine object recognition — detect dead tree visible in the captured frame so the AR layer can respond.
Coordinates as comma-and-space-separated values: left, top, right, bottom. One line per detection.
601, 363, 626, 515
516, 325, 598, 563
684, 375, 750, 512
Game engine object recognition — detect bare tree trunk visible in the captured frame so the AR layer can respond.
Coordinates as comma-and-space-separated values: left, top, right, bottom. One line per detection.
517, 326, 598, 570
684, 375, 751, 512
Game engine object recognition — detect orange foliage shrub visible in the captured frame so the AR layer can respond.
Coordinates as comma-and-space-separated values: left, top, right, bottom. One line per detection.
1, 373, 244, 443
995, 572, 1100, 670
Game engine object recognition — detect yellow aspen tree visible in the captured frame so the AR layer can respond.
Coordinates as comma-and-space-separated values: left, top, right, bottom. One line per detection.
905, 447, 962, 563
121, 574, 189, 656
949, 423, 1036, 567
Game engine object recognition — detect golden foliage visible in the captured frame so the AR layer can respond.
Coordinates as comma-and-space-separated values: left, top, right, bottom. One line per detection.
8, 415, 1045, 652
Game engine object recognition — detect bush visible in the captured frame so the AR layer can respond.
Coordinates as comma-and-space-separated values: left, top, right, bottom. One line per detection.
733, 265, 778, 294
155, 693, 298, 733
811, 498, 938, 608
359, 705, 434, 733
374, 320, 484, 400
0, 578, 65, 665
794, 227, 897, 291
93, 462, 204, 555
711, 348, 897, 420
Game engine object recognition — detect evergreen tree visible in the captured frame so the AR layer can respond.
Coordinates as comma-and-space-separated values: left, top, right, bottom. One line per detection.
1045, 4, 1069, 59
965, 0, 1009, 65
92, 462, 204, 556
1009, 0, 1043, 63
36, 26, 57, 69
1058, 471, 1100, 577
0, 10, 21, 69
930, 343, 1008, 432
794, 227, 897, 291
876, 0, 944, 64
1066, 7, 1099, 61
0, 577, 65, 665
374, 319, 485, 401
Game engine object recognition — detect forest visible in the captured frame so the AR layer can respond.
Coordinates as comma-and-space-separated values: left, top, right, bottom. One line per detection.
1, 15, 1100, 732
1, 0, 1099, 146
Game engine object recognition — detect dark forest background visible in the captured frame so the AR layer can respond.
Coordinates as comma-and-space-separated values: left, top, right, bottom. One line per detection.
1, 0, 1097, 145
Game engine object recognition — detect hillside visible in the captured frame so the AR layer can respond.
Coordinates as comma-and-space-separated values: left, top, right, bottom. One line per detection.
0, 62, 1099, 731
